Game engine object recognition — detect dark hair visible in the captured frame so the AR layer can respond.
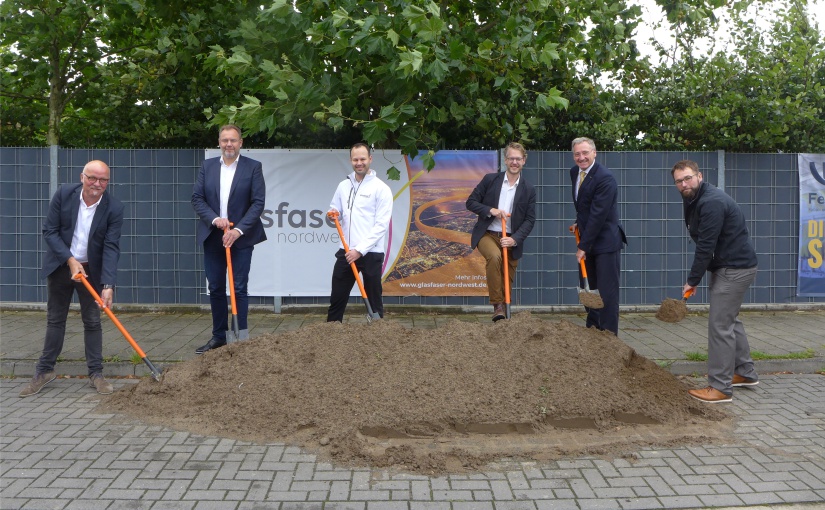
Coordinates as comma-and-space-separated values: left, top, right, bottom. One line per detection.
671, 159, 699, 177
350, 142, 370, 156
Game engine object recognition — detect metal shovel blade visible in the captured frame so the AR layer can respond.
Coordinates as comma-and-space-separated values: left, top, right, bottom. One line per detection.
577, 278, 605, 309
226, 314, 244, 344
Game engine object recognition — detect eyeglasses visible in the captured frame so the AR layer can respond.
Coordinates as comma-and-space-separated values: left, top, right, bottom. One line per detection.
573, 151, 592, 158
505, 157, 524, 162
83, 173, 110, 184
674, 174, 696, 186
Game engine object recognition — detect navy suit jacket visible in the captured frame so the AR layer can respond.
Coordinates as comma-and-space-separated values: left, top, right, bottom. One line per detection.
41, 183, 124, 290
466, 171, 536, 260
191, 155, 267, 249
571, 161, 626, 254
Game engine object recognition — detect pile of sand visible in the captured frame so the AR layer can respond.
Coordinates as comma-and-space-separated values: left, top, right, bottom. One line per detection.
102, 313, 728, 474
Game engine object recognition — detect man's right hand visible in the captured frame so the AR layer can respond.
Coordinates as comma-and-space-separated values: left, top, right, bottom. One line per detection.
213, 217, 231, 230
490, 208, 507, 219
327, 208, 339, 218
68, 257, 85, 278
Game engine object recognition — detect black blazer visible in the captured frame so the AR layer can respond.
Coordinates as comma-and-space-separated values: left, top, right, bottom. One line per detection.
466, 171, 536, 260
191, 154, 267, 249
41, 183, 124, 289
570, 161, 626, 254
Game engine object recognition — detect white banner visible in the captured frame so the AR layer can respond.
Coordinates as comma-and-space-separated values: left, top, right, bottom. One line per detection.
206, 149, 411, 296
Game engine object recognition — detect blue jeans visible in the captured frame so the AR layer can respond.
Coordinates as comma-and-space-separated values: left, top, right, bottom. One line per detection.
203, 230, 254, 341
37, 265, 103, 376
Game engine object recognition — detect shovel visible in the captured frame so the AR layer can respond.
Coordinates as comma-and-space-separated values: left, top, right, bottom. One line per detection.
570, 225, 605, 309
328, 211, 381, 323
656, 287, 695, 323
500, 214, 512, 320
73, 273, 162, 382
224, 224, 248, 343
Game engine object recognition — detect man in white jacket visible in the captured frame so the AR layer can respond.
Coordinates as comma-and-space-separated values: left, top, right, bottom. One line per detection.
327, 143, 394, 322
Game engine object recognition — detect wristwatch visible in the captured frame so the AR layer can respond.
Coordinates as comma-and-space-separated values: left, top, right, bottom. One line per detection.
102, 285, 115, 290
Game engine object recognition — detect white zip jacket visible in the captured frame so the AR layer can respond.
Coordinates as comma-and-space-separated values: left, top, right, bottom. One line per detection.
329, 170, 393, 255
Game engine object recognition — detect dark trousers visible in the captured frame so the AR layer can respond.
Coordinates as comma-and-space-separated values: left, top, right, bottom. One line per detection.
581, 249, 622, 335
203, 229, 254, 341
36, 265, 103, 376
327, 250, 384, 322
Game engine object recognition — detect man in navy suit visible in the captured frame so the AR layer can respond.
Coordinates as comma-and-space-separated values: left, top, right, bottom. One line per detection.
20, 160, 124, 397
192, 125, 267, 354
570, 137, 626, 335
467, 142, 537, 321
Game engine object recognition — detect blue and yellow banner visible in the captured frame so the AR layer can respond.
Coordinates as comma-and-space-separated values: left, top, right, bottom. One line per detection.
798, 153, 825, 296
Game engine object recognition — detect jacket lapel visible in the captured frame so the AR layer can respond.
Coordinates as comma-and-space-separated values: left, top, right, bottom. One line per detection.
88, 193, 109, 238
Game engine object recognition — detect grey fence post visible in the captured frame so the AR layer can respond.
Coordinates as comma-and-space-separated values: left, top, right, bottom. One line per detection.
49, 144, 59, 197
717, 149, 725, 191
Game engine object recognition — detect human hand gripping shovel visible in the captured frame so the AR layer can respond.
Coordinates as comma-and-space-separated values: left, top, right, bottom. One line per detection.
656, 287, 695, 323
73, 273, 162, 382
224, 224, 248, 343
501, 214, 512, 320
570, 225, 605, 309
328, 211, 381, 323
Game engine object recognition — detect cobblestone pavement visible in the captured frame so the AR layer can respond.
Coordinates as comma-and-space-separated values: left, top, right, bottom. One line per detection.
1, 374, 824, 510
1, 308, 824, 509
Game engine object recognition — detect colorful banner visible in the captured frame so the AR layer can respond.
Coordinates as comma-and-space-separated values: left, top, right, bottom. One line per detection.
797, 153, 825, 296
383, 151, 498, 296
204, 149, 497, 297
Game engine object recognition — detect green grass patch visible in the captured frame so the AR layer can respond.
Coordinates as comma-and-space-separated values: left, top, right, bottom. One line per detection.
684, 349, 816, 362
750, 349, 816, 360
130, 352, 142, 365
103, 355, 122, 363
685, 351, 708, 362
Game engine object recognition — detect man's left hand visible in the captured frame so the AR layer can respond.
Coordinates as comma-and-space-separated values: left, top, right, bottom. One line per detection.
501, 237, 516, 248
223, 228, 241, 248
345, 249, 362, 264
100, 288, 114, 309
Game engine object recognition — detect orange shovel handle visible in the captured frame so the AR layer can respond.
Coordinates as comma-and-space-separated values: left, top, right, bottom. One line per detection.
500, 215, 511, 305
224, 223, 237, 315
73, 273, 147, 358
570, 225, 589, 278
328, 212, 369, 300
683, 287, 696, 300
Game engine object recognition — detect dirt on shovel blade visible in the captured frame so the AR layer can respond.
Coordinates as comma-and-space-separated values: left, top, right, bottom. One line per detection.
656, 298, 688, 323
578, 291, 604, 309
99, 313, 730, 476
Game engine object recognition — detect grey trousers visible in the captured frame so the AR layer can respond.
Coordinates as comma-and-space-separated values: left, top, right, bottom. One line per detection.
707, 266, 758, 395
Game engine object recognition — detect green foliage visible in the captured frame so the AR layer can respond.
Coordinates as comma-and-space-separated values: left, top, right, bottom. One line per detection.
204, 0, 643, 161
750, 348, 816, 360
620, 0, 825, 152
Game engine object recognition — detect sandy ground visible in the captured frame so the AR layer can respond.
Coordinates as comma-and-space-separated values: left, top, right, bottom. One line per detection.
102, 312, 730, 475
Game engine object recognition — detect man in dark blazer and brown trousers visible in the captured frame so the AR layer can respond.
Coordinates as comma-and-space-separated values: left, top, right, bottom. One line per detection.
20, 160, 124, 397
467, 142, 537, 321
192, 125, 267, 354
570, 137, 626, 335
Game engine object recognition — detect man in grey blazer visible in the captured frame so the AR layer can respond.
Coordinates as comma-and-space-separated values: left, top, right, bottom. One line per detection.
20, 160, 124, 397
192, 125, 267, 354
466, 142, 537, 321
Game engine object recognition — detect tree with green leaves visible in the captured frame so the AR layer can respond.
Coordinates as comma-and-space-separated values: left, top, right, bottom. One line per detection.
204, 0, 643, 171
619, 0, 825, 152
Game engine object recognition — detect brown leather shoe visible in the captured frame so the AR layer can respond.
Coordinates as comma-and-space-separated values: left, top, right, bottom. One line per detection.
688, 386, 732, 403
492, 303, 506, 322
732, 374, 759, 387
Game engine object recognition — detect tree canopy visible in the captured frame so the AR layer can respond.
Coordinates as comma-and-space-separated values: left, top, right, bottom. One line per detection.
2, 0, 822, 155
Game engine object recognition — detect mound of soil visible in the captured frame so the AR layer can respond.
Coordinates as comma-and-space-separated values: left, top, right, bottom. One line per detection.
102, 313, 729, 474
657, 298, 688, 323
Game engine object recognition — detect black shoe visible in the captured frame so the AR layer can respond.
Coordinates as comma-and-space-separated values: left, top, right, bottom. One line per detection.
195, 337, 226, 355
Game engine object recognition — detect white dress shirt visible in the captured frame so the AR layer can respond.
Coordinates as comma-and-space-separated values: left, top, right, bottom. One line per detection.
70, 193, 102, 263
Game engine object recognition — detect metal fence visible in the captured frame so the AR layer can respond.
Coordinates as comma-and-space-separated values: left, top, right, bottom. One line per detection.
1, 147, 820, 308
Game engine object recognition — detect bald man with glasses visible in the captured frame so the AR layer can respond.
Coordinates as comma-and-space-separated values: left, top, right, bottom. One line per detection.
20, 160, 124, 398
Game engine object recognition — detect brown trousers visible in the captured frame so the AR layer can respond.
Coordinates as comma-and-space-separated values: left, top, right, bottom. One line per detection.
477, 232, 519, 304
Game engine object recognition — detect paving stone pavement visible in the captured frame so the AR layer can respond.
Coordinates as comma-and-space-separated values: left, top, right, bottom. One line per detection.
1, 374, 824, 510
1, 308, 824, 509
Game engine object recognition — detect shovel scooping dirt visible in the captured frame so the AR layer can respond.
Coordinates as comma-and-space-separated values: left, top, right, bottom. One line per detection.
570, 225, 604, 309
656, 288, 695, 323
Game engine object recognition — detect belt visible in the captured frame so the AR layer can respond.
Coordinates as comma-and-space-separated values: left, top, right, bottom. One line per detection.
486, 230, 510, 237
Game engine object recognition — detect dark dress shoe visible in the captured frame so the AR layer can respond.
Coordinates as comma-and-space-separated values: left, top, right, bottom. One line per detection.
195, 338, 226, 355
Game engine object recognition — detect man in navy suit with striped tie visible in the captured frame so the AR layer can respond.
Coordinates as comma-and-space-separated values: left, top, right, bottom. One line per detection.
570, 137, 626, 335
192, 125, 267, 354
